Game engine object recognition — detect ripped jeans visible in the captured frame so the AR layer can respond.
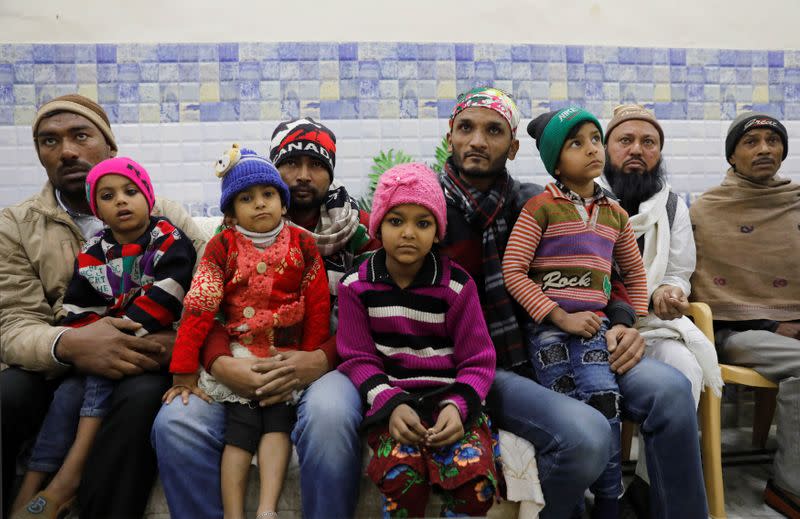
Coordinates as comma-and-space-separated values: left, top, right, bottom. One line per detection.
526, 320, 622, 500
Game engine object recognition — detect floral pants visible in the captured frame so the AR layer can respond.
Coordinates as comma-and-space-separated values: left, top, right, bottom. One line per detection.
367, 414, 500, 518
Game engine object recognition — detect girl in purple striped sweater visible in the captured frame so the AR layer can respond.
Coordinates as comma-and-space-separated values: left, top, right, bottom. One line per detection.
336, 163, 499, 518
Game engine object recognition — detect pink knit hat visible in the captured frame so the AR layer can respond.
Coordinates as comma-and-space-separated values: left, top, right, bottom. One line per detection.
369, 162, 447, 241
85, 157, 156, 217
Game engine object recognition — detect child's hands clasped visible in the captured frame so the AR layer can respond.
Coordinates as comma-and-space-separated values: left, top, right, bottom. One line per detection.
425, 404, 464, 448
162, 372, 214, 405
549, 307, 602, 338
388, 403, 465, 448
389, 404, 427, 445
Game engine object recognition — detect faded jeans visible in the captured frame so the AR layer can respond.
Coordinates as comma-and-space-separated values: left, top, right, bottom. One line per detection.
150, 370, 363, 519
526, 321, 623, 500
28, 375, 115, 472
490, 356, 707, 519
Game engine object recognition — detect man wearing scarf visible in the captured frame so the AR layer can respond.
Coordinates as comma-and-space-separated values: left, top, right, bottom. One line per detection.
152, 118, 380, 519
691, 112, 800, 518
439, 88, 705, 518
603, 104, 722, 516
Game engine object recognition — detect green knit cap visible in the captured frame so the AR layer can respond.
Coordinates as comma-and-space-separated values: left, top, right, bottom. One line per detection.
526, 107, 603, 176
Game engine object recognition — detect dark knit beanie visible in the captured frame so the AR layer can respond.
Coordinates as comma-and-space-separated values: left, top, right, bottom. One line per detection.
726, 112, 788, 161
216, 145, 290, 212
527, 107, 603, 176
269, 118, 336, 180
33, 94, 117, 152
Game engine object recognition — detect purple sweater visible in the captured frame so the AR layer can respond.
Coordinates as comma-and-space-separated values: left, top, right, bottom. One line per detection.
336, 248, 496, 429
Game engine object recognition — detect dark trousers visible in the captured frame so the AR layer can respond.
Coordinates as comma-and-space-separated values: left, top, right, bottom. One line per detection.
1, 367, 170, 518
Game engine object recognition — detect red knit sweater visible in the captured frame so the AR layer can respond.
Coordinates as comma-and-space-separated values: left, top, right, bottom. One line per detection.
170, 226, 330, 374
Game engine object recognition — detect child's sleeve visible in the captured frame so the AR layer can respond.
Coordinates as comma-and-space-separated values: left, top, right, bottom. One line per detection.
605, 274, 636, 327
60, 253, 109, 328
125, 225, 197, 335
336, 278, 412, 424
441, 271, 496, 424
502, 206, 558, 322
170, 232, 228, 374
297, 231, 332, 355
613, 220, 649, 316
200, 320, 233, 372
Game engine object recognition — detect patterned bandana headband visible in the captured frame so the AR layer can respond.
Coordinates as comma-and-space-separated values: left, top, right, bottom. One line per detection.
449, 87, 521, 136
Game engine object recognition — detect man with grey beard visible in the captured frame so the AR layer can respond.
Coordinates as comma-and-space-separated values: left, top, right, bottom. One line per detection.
602, 104, 721, 517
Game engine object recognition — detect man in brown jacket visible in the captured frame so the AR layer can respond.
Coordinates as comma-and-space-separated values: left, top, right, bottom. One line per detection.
0, 94, 205, 518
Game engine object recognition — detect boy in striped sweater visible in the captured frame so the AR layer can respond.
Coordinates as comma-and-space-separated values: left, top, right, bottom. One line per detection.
337, 163, 499, 518
12, 158, 196, 519
502, 107, 648, 519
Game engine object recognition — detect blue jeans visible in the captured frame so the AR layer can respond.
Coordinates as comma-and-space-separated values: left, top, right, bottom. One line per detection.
527, 322, 622, 500
489, 356, 707, 519
28, 375, 114, 472
618, 357, 708, 518
151, 370, 363, 519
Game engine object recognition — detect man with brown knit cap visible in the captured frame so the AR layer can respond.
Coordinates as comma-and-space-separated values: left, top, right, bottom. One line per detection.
602, 104, 722, 517
0, 94, 206, 518
691, 111, 800, 518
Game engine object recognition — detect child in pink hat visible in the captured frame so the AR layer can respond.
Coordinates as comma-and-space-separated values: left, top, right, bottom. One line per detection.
11, 157, 196, 519
338, 163, 500, 517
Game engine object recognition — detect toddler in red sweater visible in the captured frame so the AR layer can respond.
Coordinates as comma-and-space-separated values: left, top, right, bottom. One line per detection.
164, 145, 330, 519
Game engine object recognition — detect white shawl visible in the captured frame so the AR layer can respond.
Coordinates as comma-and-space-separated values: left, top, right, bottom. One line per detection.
600, 178, 723, 396
627, 184, 671, 298
636, 314, 724, 397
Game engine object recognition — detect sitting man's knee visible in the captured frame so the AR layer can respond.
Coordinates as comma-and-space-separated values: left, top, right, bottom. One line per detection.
299, 373, 362, 431
563, 408, 612, 462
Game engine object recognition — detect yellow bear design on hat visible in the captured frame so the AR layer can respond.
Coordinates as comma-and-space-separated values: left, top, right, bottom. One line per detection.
215, 143, 242, 178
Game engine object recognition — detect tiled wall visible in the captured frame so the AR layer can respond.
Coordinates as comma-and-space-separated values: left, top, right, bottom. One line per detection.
2, 42, 799, 212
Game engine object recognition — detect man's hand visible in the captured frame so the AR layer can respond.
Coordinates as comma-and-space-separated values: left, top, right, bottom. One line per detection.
775, 321, 800, 340
652, 285, 690, 320
143, 329, 177, 367
606, 324, 645, 374
389, 404, 427, 445
425, 404, 464, 448
162, 372, 214, 405
549, 308, 603, 338
273, 349, 328, 388
56, 317, 165, 379
211, 354, 297, 406
211, 348, 328, 407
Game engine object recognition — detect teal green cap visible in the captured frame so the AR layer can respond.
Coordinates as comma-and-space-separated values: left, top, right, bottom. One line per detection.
527, 107, 603, 176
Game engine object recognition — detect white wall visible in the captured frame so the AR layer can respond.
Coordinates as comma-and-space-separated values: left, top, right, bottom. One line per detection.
2, 0, 799, 49
4, 119, 800, 213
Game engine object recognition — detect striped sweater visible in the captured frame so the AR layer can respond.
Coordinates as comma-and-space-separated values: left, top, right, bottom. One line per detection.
502, 183, 648, 323
336, 248, 495, 429
61, 216, 196, 335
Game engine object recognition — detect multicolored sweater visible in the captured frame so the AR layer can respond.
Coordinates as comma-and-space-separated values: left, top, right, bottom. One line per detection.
171, 225, 330, 374
502, 183, 648, 323
60, 216, 196, 334
336, 248, 496, 429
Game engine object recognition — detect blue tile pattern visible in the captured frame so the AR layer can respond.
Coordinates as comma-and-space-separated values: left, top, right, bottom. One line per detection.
0, 42, 796, 124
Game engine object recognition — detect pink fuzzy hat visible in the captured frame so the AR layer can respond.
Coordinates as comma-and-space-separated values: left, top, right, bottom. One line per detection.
369, 162, 447, 241
85, 157, 155, 217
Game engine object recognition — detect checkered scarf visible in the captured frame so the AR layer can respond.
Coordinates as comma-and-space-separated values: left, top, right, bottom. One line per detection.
288, 180, 370, 295
440, 160, 527, 368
